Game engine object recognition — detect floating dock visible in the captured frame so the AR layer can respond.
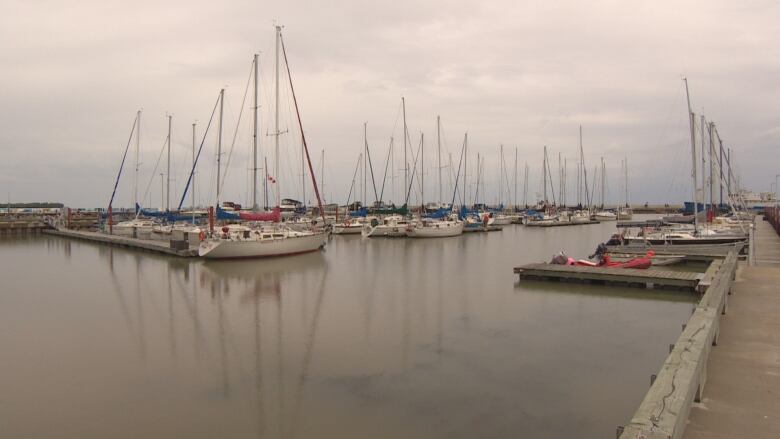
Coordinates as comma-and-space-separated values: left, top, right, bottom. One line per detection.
43, 228, 198, 257
514, 263, 702, 291
525, 220, 600, 227
607, 242, 747, 260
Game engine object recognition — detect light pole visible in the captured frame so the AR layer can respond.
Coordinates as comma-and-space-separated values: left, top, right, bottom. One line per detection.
775, 174, 780, 208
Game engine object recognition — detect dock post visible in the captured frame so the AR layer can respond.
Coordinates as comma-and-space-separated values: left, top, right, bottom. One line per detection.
208, 206, 215, 235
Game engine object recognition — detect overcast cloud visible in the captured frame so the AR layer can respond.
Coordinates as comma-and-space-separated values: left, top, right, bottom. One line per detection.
1, 0, 778, 208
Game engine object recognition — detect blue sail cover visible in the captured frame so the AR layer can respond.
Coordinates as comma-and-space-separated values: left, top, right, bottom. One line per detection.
349, 208, 368, 218
424, 208, 451, 219
525, 210, 544, 220
216, 206, 240, 220
458, 206, 478, 220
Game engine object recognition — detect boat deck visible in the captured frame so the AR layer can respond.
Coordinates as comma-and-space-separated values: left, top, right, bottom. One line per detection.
43, 228, 199, 257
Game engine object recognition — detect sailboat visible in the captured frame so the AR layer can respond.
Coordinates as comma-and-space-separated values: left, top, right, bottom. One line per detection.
405, 121, 464, 238
593, 157, 616, 221
198, 28, 327, 258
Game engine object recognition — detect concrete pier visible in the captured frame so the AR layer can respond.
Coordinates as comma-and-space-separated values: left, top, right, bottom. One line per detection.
43, 228, 198, 257
682, 218, 780, 438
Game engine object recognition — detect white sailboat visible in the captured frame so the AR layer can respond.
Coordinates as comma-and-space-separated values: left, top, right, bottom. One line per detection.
362, 214, 410, 237
199, 28, 328, 259
199, 224, 326, 258
405, 120, 464, 238
406, 217, 463, 237
332, 217, 364, 234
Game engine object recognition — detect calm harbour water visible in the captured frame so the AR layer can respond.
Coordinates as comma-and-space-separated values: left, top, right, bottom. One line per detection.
0, 217, 696, 439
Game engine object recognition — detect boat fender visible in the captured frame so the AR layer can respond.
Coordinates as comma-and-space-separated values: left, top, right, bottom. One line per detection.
199, 231, 206, 241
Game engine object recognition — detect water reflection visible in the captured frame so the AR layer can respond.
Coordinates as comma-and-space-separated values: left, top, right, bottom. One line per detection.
1, 218, 696, 439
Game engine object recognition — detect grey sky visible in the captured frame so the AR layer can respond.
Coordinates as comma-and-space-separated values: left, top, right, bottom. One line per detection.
1, 0, 778, 208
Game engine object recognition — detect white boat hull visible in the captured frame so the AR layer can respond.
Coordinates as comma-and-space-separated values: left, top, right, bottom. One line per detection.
407, 222, 464, 238
199, 232, 327, 259
332, 224, 363, 235
491, 216, 513, 225
362, 225, 407, 237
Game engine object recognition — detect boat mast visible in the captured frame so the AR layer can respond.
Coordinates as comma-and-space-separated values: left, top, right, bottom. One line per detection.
192, 122, 196, 222
301, 125, 306, 207
499, 145, 503, 207
134, 109, 141, 211
321, 149, 325, 204
437, 115, 442, 205
264, 156, 269, 209
166, 114, 171, 211
700, 114, 706, 219
719, 135, 724, 206
216, 88, 224, 209
563, 157, 567, 207
558, 152, 562, 206
278, 29, 326, 220
600, 157, 605, 208
683, 78, 699, 234
274, 25, 282, 207
464, 133, 468, 206
514, 147, 518, 210
475, 152, 480, 205
363, 122, 367, 207
543, 146, 547, 204
709, 122, 716, 218
421, 132, 424, 210
523, 162, 528, 208
252, 53, 259, 210
624, 157, 629, 207
402, 97, 408, 204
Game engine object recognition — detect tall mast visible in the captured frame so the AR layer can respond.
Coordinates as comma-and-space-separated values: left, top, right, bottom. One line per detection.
421, 133, 424, 210
709, 122, 716, 218
321, 149, 325, 204
264, 156, 269, 209
600, 157, 605, 208
514, 147, 518, 209
558, 152, 562, 206
274, 25, 282, 207
301, 130, 306, 207
363, 122, 367, 206
719, 135, 724, 206
543, 146, 547, 203
252, 53, 259, 210
578, 127, 582, 206
216, 88, 224, 208
523, 162, 528, 207
166, 114, 172, 211
390, 137, 395, 204
475, 152, 480, 205
134, 109, 141, 210
191, 122, 196, 222
683, 78, 699, 234
437, 115, 442, 205
563, 158, 567, 207
402, 97, 408, 202
278, 28, 326, 220
499, 145, 504, 206
700, 114, 706, 217
464, 133, 468, 206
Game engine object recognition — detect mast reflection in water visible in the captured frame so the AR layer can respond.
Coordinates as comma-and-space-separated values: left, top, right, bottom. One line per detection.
0, 220, 695, 439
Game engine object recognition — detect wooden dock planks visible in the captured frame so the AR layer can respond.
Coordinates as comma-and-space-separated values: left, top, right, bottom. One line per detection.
514, 263, 701, 290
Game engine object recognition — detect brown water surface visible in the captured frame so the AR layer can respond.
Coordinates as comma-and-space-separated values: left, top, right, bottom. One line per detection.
0, 218, 696, 438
